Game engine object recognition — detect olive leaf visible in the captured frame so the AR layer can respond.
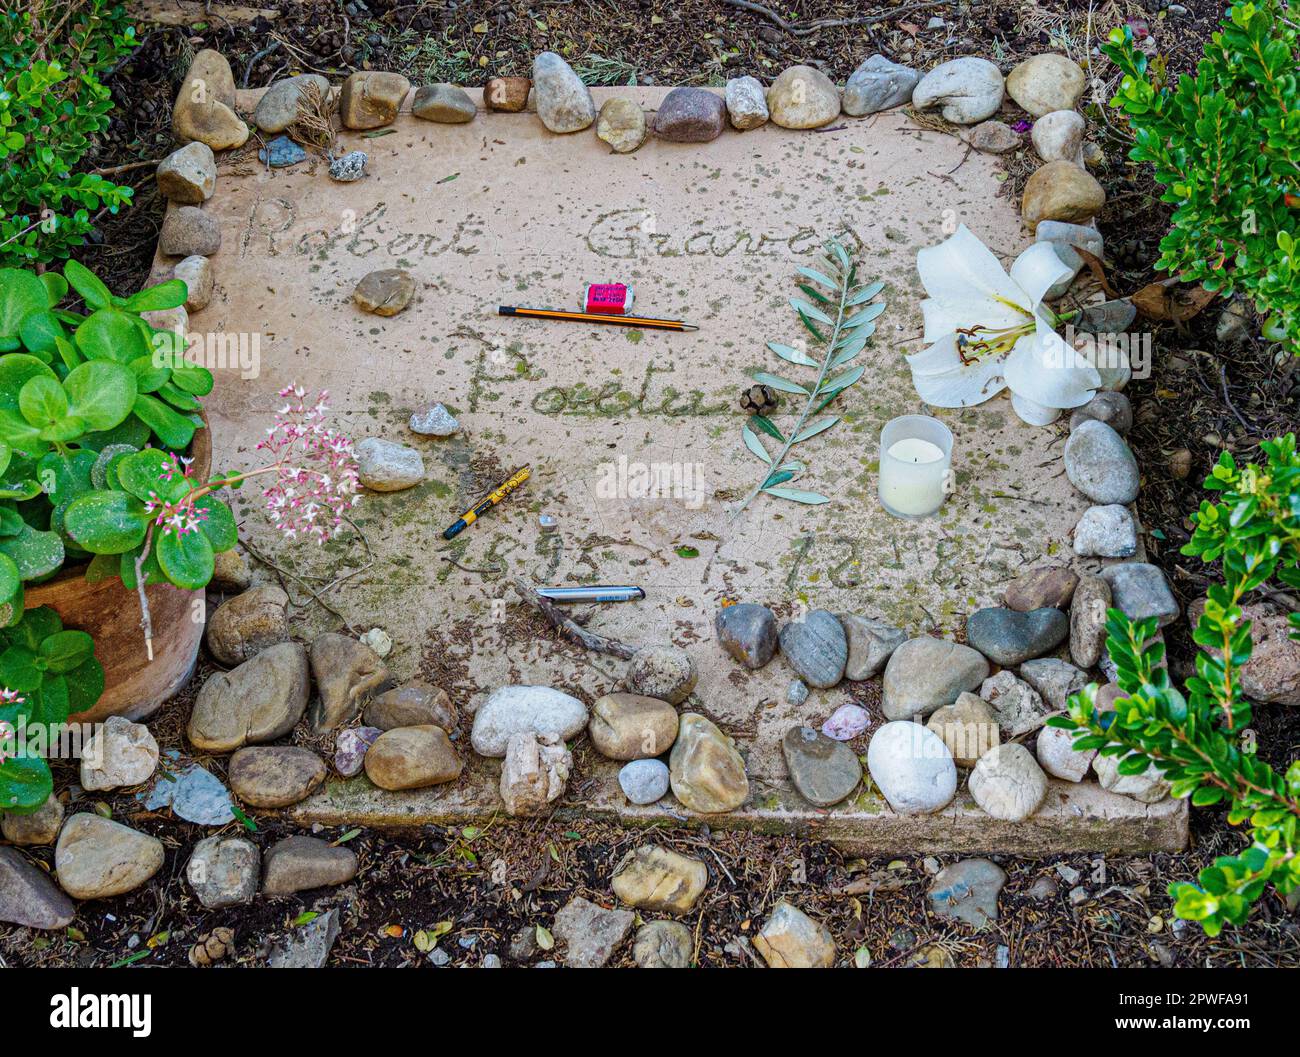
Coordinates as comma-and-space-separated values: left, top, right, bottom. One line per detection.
733, 238, 886, 518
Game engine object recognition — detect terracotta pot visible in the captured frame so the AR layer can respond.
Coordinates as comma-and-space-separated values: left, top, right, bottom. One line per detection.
23, 415, 213, 724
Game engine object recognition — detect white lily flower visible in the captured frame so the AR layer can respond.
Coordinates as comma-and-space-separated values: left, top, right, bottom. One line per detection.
906, 225, 1103, 425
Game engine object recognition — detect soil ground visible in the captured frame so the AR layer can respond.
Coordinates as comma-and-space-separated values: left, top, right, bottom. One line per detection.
2, 0, 1297, 968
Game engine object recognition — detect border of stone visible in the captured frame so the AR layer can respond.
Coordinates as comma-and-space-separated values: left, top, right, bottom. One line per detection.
288, 770, 1187, 855
154, 50, 1189, 860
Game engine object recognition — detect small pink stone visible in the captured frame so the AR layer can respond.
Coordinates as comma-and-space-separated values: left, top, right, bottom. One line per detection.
822, 703, 871, 742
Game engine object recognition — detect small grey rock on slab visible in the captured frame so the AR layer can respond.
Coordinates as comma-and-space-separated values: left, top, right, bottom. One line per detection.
356, 437, 425, 491
928, 858, 1007, 928
839, 614, 907, 680
843, 54, 921, 115
724, 75, 768, 129
1019, 657, 1090, 711
966, 607, 1069, 666
412, 83, 477, 123
619, 758, 670, 805
1100, 562, 1180, 627
409, 402, 460, 436
882, 636, 989, 720
532, 51, 596, 133
778, 610, 847, 688
328, 150, 368, 182
1070, 391, 1132, 435
714, 602, 778, 669
782, 725, 862, 807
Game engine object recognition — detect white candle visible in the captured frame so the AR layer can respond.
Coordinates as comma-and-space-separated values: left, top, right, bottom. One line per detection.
878, 416, 953, 518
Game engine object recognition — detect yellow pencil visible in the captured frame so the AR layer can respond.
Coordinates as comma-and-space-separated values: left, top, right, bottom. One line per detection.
497, 305, 697, 332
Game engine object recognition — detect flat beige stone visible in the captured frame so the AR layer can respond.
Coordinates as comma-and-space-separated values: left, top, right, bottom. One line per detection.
161, 86, 1184, 854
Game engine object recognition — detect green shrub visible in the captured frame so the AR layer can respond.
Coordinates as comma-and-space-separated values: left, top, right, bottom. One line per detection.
0, 1, 138, 266
1104, 1, 1299, 352
1057, 434, 1300, 935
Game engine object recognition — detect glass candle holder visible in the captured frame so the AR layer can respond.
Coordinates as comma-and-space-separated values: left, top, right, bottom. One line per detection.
878, 415, 953, 518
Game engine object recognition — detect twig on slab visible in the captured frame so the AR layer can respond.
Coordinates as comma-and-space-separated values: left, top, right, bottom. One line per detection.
513, 577, 637, 659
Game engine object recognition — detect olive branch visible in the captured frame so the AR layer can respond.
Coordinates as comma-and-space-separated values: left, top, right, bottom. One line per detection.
732, 238, 886, 519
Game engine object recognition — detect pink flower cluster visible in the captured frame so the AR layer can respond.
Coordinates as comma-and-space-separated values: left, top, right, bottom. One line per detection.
256, 385, 361, 543
143, 454, 209, 539
0, 688, 22, 763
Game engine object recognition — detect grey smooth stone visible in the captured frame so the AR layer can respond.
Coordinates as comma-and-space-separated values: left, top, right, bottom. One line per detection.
0, 846, 75, 929
882, 637, 990, 720
618, 759, 670, 805
1019, 657, 1090, 711
782, 725, 862, 807
714, 603, 778, 669
1100, 562, 1180, 627
843, 54, 921, 115
1063, 420, 1140, 504
778, 610, 848, 688
966, 607, 1069, 666
839, 614, 907, 680
928, 858, 1007, 928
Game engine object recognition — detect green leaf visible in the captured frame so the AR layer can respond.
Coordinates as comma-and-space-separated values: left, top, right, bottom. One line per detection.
0, 552, 22, 625
155, 527, 214, 589
789, 298, 834, 326
18, 376, 68, 428
75, 308, 148, 364
821, 365, 865, 395
742, 422, 772, 464
124, 279, 187, 313
64, 360, 137, 431
169, 363, 214, 396
750, 415, 784, 442
40, 630, 95, 674
0, 523, 64, 580
116, 448, 190, 503
793, 417, 839, 443
752, 372, 809, 396
763, 486, 830, 504
797, 266, 840, 290
196, 495, 237, 551
0, 754, 53, 814
63, 491, 149, 554
132, 394, 195, 450
0, 355, 56, 413
63, 260, 114, 311
0, 269, 51, 341
767, 341, 818, 367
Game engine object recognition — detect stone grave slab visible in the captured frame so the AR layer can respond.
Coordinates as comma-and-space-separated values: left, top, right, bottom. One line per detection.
160, 86, 1186, 853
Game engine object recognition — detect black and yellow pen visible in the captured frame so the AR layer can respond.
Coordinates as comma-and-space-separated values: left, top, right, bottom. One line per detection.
442, 466, 531, 540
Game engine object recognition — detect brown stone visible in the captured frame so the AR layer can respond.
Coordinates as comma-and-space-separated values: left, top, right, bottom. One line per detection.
1022, 161, 1106, 232
611, 845, 708, 914
1190, 599, 1300, 706
753, 902, 835, 968
484, 76, 531, 112
596, 97, 648, 153
228, 746, 326, 807
159, 205, 222, 258
1005, 566, 1079, 611
927, 693, 1000, 767
261, 835, 357, 896
364, 681, 456, 731
587, 692, 679, 760
353, 268, 415, 316
668, 713, 748, 813
54, 814, 164, 900
308, 632, 388, 732
652, 87, 726, 143
338, 71, 411, 129
1070, 574, 1112, 668
205, 584, 289, 665
188, 641, 309, 752
156, 142, 216, 203
363, 725, 463, 790
172, 49, 249, 150
1, 796, 64, 846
